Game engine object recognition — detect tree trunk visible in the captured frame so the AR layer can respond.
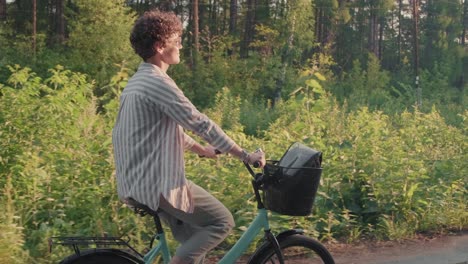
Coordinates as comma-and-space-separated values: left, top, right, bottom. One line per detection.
56, 0, 65, 44
463, 0, 467, 45
315, 7, 323, 45
211, 0, 218, 34
229, 0, 237, 34
412, 0, 421, 106
33, 0, 37, 58
369, 10, 378, 57
274, 17, 295, 107
459, 0, 467, 90
0, 0, 6, 21
357, 5, 365, 55
398, 0, 402, 65
159, 0, 174, 11
240, 0, 255, 58
222, 0, 227, 33
193, 0, 199, 53
378, 16, 384, 60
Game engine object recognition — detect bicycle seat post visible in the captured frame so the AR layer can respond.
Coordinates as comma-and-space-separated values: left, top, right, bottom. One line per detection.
153, 213, 164, 234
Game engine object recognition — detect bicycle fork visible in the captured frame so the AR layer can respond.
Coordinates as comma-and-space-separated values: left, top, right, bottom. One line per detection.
264, 230, 285, 264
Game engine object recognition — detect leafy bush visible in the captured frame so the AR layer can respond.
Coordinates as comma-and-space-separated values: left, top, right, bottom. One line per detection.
0, 66, 466, 262
0, 176, 29, 264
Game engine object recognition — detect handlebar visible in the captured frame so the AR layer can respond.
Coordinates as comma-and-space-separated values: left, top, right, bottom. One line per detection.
244, 161, 262, 178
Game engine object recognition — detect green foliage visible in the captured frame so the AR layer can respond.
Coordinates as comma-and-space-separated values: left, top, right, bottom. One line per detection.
0, 65, 141, 262
240, 99, 280, 137
284, 0, 315, 50
203, 86, 280, 136
172, 51, 286, 109
0, 0, 140, 87
250, 24, 281, 56
0, 176, 30, 264
0, 58, 466, 262
334, 54, 393, 110
66, 0, 139, 85
0, 5, 465, 262
205, 87, 243, 133
257, 71, 466, 241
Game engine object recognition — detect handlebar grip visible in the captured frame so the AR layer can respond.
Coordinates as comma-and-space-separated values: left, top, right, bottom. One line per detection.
252, 148, 263, 168
253, 161, 261, 168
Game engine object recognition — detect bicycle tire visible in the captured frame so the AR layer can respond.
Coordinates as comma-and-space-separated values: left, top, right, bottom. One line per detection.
59, 248, 144, 264
249, 234, 335, 264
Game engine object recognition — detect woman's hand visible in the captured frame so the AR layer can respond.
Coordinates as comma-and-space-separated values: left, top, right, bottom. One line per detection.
199, 145, 219, 159
191, 143, 219, 159
247, 149, 266, 168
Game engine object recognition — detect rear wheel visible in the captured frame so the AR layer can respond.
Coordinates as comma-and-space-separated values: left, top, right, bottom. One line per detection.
250, 234, 335, 264
59, 249, 143, 264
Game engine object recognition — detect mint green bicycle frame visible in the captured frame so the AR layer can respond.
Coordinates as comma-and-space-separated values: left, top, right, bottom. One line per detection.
143, 208, 270, 264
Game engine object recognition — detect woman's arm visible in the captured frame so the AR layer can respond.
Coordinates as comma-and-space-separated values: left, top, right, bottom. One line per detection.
187, 134, 265, 166
190, 141, 218, 158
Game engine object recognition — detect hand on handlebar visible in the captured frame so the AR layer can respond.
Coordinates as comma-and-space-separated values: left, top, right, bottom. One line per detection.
247, 149, 266, 168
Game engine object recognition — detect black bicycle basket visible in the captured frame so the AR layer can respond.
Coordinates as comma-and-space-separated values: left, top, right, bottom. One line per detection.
262, 143, 322, 216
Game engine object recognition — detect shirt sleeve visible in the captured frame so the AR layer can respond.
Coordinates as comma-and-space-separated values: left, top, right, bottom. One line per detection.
145, 76, 236, 153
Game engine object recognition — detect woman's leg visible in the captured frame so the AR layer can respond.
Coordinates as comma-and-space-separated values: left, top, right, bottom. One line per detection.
158, 181, 235, 264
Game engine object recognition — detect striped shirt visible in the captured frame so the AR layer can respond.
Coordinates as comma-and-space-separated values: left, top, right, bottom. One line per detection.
112, 62, 235, 213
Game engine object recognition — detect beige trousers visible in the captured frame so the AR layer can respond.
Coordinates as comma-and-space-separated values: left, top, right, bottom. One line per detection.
158, 181, 235, 264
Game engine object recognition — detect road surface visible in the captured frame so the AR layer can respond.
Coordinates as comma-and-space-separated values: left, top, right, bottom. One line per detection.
330, 232, 468, 264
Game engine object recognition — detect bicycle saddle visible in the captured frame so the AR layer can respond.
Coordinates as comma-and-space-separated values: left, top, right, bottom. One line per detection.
125, 197, 159, 217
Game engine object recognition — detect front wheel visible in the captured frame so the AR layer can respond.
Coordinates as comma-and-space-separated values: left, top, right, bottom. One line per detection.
59, 248, 143, 264
250, 234, 335, 264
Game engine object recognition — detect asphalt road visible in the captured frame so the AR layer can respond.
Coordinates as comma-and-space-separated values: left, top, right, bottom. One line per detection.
206, 232, 468, 263
331, 232, 468, 264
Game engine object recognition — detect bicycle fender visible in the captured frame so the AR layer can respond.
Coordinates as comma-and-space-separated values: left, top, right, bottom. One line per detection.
248, 229, 304, 261
59, 248, 144, 264
275, 229, 304, 241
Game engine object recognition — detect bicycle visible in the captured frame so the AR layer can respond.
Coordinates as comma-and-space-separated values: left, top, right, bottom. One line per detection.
50, 143, 335, 264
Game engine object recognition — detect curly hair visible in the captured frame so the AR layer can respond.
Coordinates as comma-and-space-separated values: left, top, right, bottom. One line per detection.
130, 10, 183, 60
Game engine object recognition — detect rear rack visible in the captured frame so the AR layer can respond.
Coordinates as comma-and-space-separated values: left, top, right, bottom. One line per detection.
49, 236, 143, 258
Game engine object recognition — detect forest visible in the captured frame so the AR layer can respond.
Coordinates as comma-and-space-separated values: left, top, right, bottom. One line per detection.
0, 0, 466, 263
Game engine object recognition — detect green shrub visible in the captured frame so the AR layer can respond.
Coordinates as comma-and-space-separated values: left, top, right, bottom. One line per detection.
0, 66, 466, 262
